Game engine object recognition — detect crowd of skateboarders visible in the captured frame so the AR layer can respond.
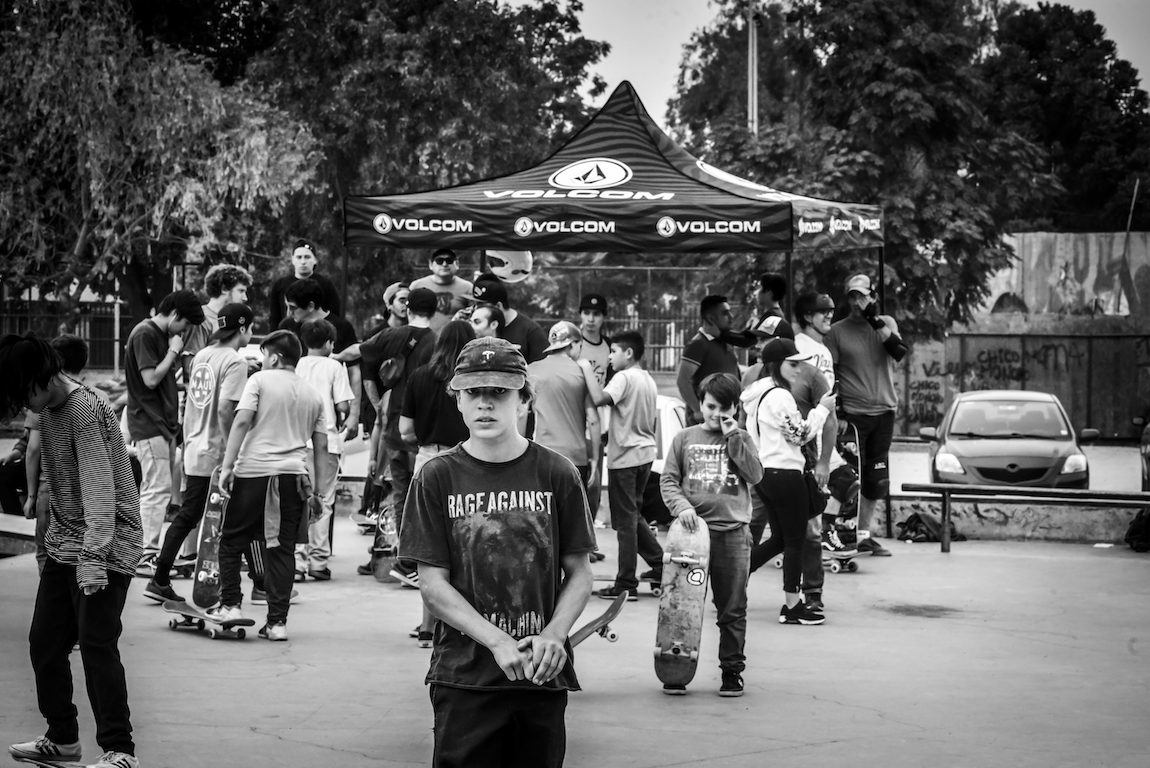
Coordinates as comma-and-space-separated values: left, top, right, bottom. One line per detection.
0, 241, 908, 768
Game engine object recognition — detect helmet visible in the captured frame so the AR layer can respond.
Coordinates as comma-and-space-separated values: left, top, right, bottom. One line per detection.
486, 250, 533, 283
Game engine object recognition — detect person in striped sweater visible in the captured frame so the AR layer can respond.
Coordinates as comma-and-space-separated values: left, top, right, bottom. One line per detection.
0, 333, 143, 768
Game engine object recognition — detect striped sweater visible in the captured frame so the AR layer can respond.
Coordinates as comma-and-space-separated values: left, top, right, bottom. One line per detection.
40, 384, 143, 587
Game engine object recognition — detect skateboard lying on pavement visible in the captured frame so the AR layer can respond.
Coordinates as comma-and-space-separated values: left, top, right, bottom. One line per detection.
569, 592, 628, 646
654, 518, 710, 688
13, 756, 85, 768
162, 600, 256, 640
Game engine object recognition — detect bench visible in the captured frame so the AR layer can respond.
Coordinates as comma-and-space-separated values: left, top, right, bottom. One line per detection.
899, 483, 1150, 553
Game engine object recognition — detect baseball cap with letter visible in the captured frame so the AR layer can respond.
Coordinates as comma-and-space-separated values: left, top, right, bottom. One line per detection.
450, 337, 528, 391
543, 321, 582, 354
208, 303, 255, 343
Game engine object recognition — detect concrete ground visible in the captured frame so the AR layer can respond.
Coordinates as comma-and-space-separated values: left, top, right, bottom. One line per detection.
1, 513, 1148, 767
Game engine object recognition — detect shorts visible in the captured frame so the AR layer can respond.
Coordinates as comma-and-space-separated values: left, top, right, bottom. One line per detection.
842, 410, 894, 500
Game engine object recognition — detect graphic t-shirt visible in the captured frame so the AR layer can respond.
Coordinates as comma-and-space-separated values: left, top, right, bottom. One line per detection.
659, 425, 762, 530
603, 367, 657, 469
296, 355, 355, 455
400, 442, 596, 692
234, 369, 326, 477
183, 345, 248, 476
527, 354, 591, 467
409, 275, 474, 331
795, 331, 835, 391
124, 319, 179, 442
401, 363, 469, 447
579, 334, 611, 388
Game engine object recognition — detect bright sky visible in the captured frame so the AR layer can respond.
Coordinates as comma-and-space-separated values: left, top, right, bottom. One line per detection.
554, 0, 1150, 130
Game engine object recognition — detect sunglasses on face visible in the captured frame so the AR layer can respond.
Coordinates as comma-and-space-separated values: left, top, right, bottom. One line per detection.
433, 256, 457, 265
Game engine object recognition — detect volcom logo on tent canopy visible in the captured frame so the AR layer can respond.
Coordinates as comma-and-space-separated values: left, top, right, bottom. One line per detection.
549, 158, 633, 189
373, 213, 473, 235
656, 216, 761, 237
798, 219, 824, 235
514, 217, 616, 237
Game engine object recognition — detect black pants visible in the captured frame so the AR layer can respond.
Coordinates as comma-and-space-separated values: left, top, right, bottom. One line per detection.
219, 475, 302, 624
749, 469, 809, 593
0, 455, 27, 515
429, 684, 567, 768
155, 474, 262, 588
30, 558, 134, 755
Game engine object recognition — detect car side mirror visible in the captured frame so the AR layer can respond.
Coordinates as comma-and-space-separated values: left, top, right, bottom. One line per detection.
1079, 428, 1100, 444
918, 427, 937, 442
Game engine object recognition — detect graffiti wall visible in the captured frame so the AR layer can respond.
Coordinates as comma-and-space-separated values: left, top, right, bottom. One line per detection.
894, 335, 1150, 439
982, 232, 1150, 316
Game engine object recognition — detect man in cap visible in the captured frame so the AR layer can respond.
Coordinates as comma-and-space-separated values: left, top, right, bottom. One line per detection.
409, 248, 474, 331
144, 303, 258, 602
400, 337, 595, 767
465, 275, 548, 362
528, 322, 602, 500
823, 275, 908, 557
677, 294, 740, 425
269, 240, 341, 331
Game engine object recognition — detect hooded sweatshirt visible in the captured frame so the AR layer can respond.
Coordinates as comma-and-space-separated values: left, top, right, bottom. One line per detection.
740, 377, 829, 471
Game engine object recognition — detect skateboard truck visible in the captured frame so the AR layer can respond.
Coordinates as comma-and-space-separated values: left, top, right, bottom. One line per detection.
653, 641, 699, 662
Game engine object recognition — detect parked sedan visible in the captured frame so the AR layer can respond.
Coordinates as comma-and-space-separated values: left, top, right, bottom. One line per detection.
919, 390, 1099, 489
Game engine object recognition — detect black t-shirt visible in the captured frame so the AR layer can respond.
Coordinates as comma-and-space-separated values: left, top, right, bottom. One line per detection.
503, 313, 549, 364
399, 441, 596, 692
401, 364, 469, 446
269, 272, 342, 331
681, 331, 739, 391
360, 326, 435, 440
279, 313, 358, 355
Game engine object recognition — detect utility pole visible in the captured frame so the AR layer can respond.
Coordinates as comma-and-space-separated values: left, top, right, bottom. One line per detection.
747, 1, 759, 136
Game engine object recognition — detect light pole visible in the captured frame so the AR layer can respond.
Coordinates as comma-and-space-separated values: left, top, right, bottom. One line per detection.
747, 1, 759, 136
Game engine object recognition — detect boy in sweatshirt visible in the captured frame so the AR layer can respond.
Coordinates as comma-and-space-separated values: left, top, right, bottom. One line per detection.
659, 373, 763, 698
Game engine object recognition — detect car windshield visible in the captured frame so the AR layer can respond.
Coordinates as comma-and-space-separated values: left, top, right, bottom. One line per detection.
949, 400, 1071, 440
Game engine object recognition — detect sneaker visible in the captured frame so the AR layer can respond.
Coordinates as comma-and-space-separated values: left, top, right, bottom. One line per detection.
294, 570, 307, 582
88, 751, 138, 768
207, 604, 243, 623
594, 585, 638, 602
250, 587, 299, 605
719, 671, 744, 697
640, 568, 663, 583
805, 594, 825, 613
856, 537, 892, 556
307, 567, 332, 581
417, 631, 433, 649
389, 563, 419, 588
780, 602, 826, 625
589, 550, 606, 562
822, 528, 859, 559
662, 684, 687, 695
259, 622, 288, 641
134, 554, 157, 577
408, 625, 421, 638
9, 736, 82, 761
143, 579, 183, 604
356, 561, 375, 576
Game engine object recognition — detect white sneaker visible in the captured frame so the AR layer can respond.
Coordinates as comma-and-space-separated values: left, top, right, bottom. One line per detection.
9, 736, 82, 761
259, 622, 288, 641
88, 751, 139, 768
207, 604, 243, 623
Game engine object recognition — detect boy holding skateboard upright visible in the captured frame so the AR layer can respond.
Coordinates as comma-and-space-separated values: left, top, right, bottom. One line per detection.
659, 373, 763, 697
400, 337, 595, 767
215, 330, 330, 641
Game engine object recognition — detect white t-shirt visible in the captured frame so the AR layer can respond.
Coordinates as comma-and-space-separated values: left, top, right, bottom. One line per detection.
296, 356, 355, 455
183, 345, 248, 476
603, 367, 657, 469
234, 369, 326, 477
795, 331, 835, 391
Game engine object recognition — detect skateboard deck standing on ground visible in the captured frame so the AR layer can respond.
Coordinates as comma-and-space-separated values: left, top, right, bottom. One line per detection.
162, 599, 256, 640
570, 592, 628, 646
653, 518, 710, 688
828, 419, 862, 573
13, 757, 85, 768
191, 468, 228, 608
370, 505, 400, 583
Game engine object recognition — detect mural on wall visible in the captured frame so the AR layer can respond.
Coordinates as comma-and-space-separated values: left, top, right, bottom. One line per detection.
980, 232, 1150, 316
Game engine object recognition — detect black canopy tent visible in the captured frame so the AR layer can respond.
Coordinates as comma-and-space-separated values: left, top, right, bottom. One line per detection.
343, 81, 885, 297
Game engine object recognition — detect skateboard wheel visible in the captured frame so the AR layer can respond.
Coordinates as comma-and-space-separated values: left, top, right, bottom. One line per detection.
662, 553, 672, 565
606, 631, 618, 642
651, 586, 662, 597
208, 627, 218, 639
829, 561, 841, 574
209, 493, 221, 504
236, 628, 246, 640
773, 558, 783, 569
653, 646, 663, 659
847, 561, 859, 572
168, 618, 179, 630
196, 619, 206, 631
689, 650, 699, 661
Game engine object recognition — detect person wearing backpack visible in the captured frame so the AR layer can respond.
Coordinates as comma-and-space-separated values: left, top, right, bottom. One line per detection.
357, 287, 438, 585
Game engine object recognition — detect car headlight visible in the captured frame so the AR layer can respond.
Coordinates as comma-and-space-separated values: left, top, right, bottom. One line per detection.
935, 452, 965, 474
1061, 453, 1088, 474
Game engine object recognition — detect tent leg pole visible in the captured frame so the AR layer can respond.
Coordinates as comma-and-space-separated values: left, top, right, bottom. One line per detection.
785, 250, 793, 319
878, 245, 885, 309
